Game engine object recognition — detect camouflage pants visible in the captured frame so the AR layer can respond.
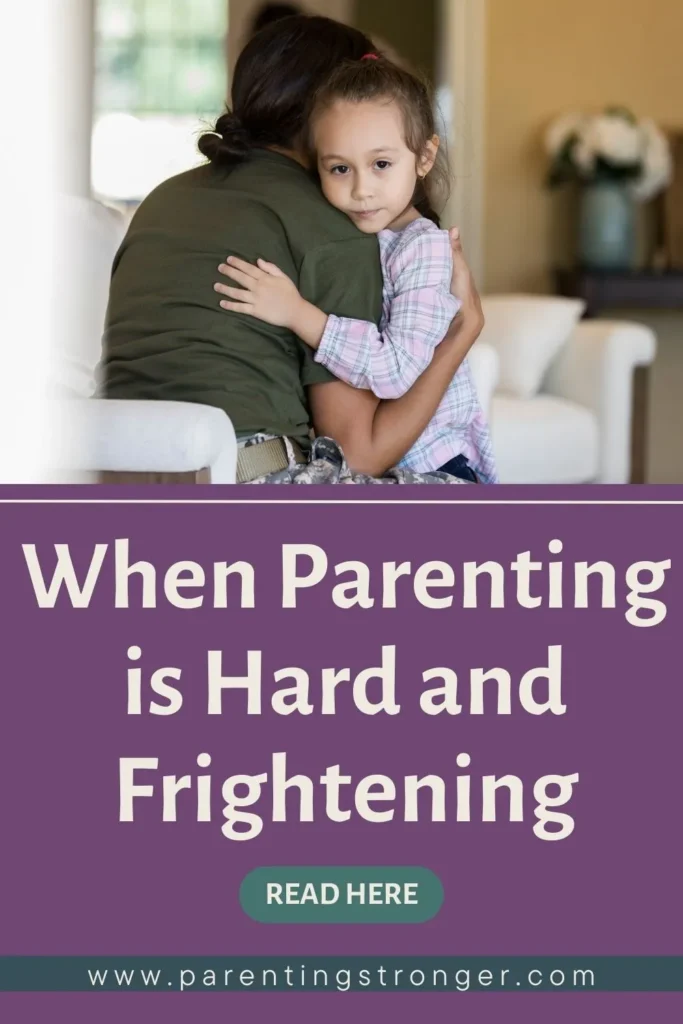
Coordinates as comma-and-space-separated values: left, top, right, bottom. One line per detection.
245, 436, 471, 485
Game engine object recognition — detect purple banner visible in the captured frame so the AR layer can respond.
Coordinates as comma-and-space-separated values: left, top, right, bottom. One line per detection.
1, 486, 682, 1022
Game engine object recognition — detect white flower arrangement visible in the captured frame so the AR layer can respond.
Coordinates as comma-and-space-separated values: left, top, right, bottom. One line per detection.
545, 106, 672, 202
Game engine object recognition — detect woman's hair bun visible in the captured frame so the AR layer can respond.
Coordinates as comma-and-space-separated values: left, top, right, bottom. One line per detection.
198, 111, 252, 166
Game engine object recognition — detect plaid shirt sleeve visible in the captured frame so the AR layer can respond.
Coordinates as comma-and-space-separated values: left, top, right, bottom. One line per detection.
314, 226, 461, 399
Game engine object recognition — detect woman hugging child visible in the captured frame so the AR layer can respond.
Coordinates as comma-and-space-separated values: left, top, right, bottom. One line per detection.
216, 53, 497, 484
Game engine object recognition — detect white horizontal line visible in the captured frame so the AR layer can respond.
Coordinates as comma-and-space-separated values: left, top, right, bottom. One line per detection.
0, 499, 682, 507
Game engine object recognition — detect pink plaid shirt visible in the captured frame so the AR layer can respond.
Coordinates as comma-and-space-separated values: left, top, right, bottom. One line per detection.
314, 217, 498, 482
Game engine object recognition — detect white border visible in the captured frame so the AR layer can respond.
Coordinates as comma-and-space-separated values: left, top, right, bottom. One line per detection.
0, 498, 680, 505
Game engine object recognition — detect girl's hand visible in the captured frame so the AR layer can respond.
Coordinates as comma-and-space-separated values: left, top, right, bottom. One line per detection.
214, 256, 303, 328
449, 227, 485, 338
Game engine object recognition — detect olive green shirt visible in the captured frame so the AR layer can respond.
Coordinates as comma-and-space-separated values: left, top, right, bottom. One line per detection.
101, 149, 384, 447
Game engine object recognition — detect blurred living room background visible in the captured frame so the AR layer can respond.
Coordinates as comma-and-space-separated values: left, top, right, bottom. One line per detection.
50, 1, 683, 483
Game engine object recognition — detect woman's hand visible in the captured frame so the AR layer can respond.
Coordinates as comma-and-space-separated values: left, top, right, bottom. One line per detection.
448, 227, 485, 339
214, 256, 303, 328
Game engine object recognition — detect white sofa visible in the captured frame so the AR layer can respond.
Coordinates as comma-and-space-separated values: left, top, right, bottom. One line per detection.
58, 197, 655, 485
485, 313, 656, 484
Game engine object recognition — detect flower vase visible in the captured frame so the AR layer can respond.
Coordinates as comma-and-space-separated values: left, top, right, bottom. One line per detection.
578, 183, 636, 270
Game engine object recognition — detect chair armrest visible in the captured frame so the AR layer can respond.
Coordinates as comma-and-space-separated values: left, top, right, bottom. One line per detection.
62, 399, 238, 483
466, 341, 499, 418
543, 320, 656, 483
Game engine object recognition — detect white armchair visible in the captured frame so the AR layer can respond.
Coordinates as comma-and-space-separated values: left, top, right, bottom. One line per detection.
542, 320, 656, 483
480, 298, 656, 484
68, 398, 238, 484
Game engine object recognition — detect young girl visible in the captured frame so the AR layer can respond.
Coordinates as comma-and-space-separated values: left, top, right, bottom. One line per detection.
216, 56, 497, 483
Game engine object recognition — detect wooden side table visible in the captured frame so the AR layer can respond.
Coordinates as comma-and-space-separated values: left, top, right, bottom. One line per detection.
555, 268, 683, 483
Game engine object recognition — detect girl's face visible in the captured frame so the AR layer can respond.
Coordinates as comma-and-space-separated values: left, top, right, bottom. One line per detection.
313, 98, 438, 233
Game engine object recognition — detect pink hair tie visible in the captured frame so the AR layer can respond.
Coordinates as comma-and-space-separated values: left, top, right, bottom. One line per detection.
362, 53, 379, 60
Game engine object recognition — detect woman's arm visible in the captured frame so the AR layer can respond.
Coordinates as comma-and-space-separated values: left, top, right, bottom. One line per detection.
309, 230, 483, 476
309, 312, 480, 476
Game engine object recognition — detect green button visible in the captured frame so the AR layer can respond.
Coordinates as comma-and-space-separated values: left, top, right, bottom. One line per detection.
240, 866, 443, 924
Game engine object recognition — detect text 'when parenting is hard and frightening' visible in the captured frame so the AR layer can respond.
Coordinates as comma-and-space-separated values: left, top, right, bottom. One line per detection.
20, 537, 673, 844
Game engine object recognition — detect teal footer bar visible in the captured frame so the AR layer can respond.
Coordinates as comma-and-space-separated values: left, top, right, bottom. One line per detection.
0, 957, 681, 992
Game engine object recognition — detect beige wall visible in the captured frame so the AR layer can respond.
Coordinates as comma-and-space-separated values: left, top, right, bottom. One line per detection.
228, 1, 353, 78
484, 0, 683, 292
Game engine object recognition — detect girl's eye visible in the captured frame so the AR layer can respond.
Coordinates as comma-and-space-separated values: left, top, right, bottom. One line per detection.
330, 164, 350, 175
375, 160, 392, 170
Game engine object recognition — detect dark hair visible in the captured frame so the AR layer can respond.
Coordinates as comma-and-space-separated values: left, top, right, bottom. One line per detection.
250, 3, 302, 37
198, 15, 374, 168
310, 57, 450, 226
